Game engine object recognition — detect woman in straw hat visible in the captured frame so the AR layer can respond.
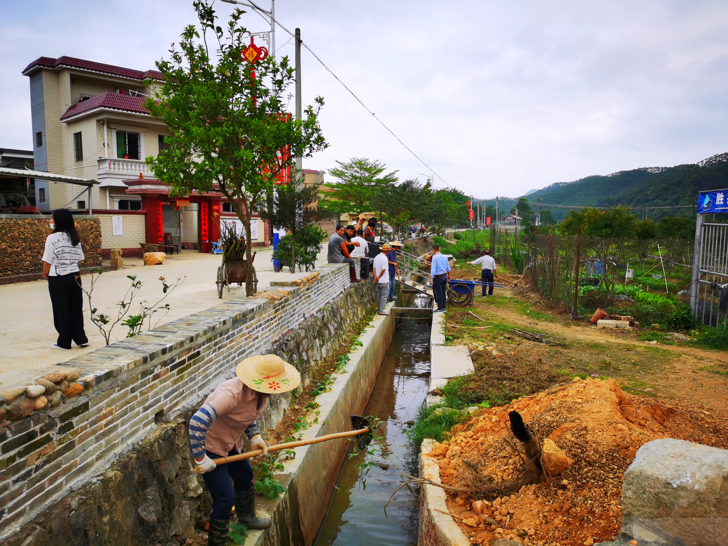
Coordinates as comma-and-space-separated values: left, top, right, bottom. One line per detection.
189, 354, 301, 545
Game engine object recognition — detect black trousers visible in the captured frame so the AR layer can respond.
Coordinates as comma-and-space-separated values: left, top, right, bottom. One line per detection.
481, 269, 494, 296
359, 257, 370, 280
433, 274, 448, 310
202, 449, 254, 520
48, 272, 88, 349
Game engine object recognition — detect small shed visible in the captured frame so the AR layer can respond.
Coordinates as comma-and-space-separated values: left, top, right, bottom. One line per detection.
502, 214, 522, 226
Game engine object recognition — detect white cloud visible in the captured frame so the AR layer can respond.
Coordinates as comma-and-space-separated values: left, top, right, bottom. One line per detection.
1, 0, 727, 198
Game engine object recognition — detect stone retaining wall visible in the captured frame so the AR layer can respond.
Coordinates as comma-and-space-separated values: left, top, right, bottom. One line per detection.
0, 262, 374, 544
0, 215, 102, 278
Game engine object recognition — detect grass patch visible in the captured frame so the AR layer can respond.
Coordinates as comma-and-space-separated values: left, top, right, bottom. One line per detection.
409, 404, 468, 449
693, 327, 728, 350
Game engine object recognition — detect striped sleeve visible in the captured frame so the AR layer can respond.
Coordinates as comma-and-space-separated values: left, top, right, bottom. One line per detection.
244, 421, 260, 440
189, 403, 217, 459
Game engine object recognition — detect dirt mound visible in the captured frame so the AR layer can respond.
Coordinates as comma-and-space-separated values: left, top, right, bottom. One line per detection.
427, 377, 728, 546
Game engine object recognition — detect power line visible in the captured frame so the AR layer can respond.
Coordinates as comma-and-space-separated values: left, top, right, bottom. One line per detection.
244, 1, 453, 189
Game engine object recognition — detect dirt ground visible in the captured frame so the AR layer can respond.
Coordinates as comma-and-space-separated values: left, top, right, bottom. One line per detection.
428, 378, 728, 546
434, 268, 728, 545
443, 269, 728, 416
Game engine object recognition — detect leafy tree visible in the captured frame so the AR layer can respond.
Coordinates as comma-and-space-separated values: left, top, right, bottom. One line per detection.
274, 226, 327, 272
559, 206, 637, 238
421, 190, 460, 235
511, 197, 535, 225
656, 215, 696, 239
258, 176, 321, 271
633, 218, 657, 240
373, 179, 427, 238
145, 1, 327, 295
539, 209, 557, 226
318, 158, 398, 219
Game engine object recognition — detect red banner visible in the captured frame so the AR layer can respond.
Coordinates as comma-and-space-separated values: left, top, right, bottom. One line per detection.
486, 217, 491, 226
469, 210, 474, 220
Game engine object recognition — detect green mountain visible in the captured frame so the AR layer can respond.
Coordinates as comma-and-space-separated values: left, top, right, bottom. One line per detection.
481, 152, 728, 219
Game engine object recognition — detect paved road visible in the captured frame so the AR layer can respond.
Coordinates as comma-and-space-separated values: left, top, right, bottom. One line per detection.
0, 247, 328, 389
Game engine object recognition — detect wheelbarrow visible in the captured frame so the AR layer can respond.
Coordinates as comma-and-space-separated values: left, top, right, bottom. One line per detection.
217, 253, 258, 298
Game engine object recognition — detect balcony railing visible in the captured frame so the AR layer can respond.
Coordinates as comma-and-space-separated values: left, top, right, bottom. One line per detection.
97, 157, 153, 177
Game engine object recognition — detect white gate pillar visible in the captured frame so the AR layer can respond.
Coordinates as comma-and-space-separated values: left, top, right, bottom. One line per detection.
690, 214, 705, 315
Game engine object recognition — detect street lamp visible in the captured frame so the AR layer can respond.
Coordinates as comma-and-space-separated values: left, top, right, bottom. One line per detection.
221, 0, 275, 57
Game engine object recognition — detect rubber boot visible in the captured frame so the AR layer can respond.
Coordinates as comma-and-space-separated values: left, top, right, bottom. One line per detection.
349, 267, 361, 283
235, 487, 271, 530
208, 519, 230, 546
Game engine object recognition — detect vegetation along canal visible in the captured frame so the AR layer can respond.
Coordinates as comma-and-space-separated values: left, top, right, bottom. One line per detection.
314, 300, 431, 546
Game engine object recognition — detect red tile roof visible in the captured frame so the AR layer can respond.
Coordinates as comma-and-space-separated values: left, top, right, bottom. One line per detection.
61, 93, 150, 121
23, 56, 163, 81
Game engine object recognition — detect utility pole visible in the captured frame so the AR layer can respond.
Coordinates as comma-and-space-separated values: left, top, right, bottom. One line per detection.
295, 28, 302, 185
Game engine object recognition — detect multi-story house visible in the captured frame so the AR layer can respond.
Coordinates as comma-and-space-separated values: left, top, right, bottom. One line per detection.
23, 56, 270, 255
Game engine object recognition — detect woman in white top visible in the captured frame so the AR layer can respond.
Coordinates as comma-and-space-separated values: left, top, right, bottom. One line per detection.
42, 209, 88, 350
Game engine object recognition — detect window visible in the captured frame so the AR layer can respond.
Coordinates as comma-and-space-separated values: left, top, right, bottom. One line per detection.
73, 132, 83, 162
118, 199, 142, 211
158, 134, 168, 153
116, 131, 140, 160
77, 200, 86, 210
38, 188, 46, 203
36, 131, 43, 147
223, 202, 233, 212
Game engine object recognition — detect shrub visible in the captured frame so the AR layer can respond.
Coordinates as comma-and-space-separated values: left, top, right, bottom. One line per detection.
666, 304, 693, 331
408, 404, 466, 449
693, 327, 728, 350
453, 232, 462, 240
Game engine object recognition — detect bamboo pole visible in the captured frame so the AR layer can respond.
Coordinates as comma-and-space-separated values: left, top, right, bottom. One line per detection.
213, 427, 371, 466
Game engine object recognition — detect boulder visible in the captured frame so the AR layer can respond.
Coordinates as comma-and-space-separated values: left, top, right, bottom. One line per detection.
33, 395, 48, 411
35, 378, 57, 395
25, 385, 46, 398
1, 387, 27, 405
44, 371, 66, 383
143, 252, 166, 266
8, 398, 35, 420
50, 390, 62, 407
64, 383, 83, 399
65, 368, 81, 382
621, 438, 728, 546
110, 248, 123, 269
541, 438, 574, 476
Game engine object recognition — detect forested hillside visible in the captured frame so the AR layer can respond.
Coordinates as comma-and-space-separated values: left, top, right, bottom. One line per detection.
482, 152, 728, 218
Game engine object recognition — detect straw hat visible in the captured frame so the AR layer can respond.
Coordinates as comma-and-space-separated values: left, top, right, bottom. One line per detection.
381, 243, 391, 251
236, 354, 301, 394
391, 241, 403, 247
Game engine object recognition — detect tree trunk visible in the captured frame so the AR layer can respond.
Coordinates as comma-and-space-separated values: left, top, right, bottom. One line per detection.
290, 231, 296, 273
243, 212, 255, 296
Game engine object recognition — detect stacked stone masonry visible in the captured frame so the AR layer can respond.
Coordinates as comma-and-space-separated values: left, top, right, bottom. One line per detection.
0, 215, 102, 277
0, 261, 372, 544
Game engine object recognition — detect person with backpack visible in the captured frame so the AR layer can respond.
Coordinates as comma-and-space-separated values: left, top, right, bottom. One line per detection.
42, 209, 89, 350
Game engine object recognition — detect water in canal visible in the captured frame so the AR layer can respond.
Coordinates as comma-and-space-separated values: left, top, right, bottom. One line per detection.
314, 307, 431, 546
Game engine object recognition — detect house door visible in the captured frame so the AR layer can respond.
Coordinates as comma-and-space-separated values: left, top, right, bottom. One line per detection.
162, 205, 181, 252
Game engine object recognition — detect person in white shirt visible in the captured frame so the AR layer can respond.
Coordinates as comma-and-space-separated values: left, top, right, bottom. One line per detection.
42, 209, 89, 349
469, 249, 497, 297
372, 243, 391, 315
350, 229, 370, 279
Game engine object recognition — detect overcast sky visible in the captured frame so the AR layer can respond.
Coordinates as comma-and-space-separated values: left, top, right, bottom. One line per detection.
2, 0, 727, 199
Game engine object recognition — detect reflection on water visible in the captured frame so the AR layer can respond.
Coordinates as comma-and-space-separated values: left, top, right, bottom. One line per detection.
313, 316, 431, 546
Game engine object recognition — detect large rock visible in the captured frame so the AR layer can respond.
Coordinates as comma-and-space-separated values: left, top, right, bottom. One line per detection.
143, 252, 166, 266
621, 438, 728, 546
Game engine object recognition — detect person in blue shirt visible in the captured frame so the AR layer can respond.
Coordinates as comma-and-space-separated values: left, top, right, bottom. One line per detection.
429, 244, 451, 312
387, 241, 402, 302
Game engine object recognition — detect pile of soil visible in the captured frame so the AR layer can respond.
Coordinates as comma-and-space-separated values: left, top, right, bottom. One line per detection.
427, 377, 728, 546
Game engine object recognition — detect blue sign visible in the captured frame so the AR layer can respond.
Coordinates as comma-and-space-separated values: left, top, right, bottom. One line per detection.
697, 190, 728, 214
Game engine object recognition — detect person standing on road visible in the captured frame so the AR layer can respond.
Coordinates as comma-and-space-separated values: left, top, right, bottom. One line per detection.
350, 229, 370, 280
429, 244, 451, 313
42, 209, 89, 350
372, 243, 391, 315
387, 241, 402, 302
189, 354, 301, 546
327, 225, 361, 283
469, 249, 497, 296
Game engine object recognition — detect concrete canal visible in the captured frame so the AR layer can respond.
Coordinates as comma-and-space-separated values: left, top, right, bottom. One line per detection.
314, 299, 432, 546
